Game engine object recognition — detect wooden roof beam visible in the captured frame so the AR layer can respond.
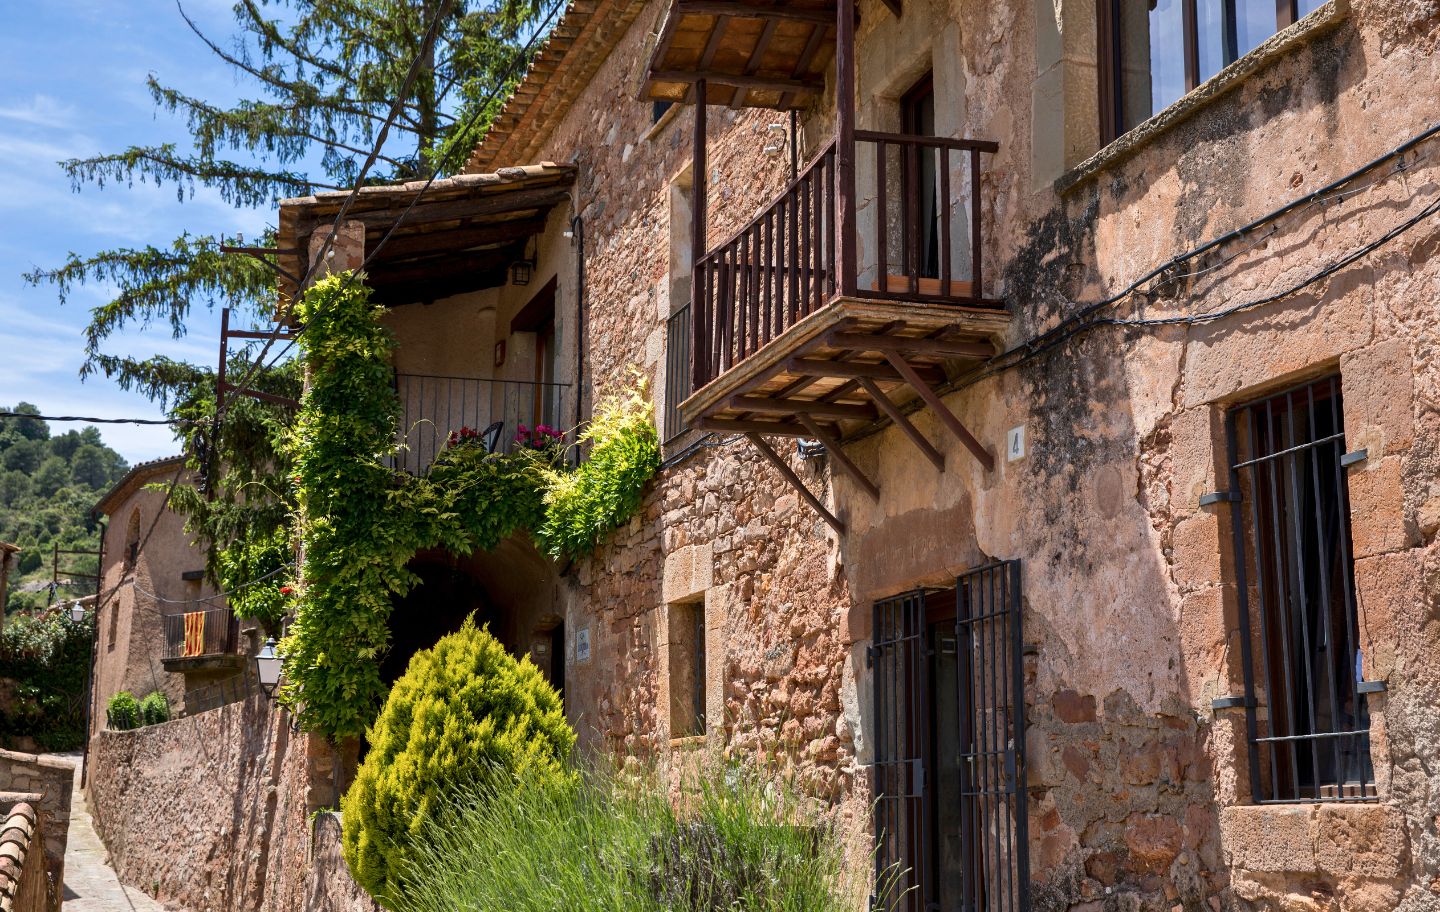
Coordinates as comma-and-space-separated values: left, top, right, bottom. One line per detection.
366, 217, 548, 260
300, 186, 572, 232
786, 356, 945, 385
729, 395, 877, 421
827, 330, 995, 360
696, 416, 828, 437
675, 1, 836, 25
651, 70, 825, 95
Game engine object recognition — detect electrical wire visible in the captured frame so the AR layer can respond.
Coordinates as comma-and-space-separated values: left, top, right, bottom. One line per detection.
0, 412, 194, 426
131, 561, 296, 607
225, 0, 566, 392
937, 124, 1440, 395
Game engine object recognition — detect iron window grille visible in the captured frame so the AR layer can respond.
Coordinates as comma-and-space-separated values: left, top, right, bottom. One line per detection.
870, 560, 1029, 912
1225, 375, 1375, 804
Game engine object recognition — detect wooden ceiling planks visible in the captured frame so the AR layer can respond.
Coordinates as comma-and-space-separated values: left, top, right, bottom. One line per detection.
644, 0, 838, 110
275, 164, 575, 305
677, 298, 1007, 472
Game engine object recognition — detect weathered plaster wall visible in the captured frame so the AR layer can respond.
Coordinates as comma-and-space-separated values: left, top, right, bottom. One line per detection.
0, 751, 71, 912
94, 467, 220, 728
87, 697, 372, 912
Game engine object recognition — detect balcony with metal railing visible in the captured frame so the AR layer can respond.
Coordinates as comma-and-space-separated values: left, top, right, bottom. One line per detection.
162, 608, 243, 672
390, 373, 571, 475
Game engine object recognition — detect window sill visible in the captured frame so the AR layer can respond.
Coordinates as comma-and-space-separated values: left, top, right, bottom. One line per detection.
1057, 0, 1350, 196
644, 102, 684, 143
669, 734, 707, 750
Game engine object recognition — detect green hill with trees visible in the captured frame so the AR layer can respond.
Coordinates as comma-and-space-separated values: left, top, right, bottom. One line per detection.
1, 403, 129, 614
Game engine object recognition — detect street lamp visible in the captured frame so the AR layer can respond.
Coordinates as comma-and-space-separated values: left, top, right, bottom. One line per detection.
69, 602, 86, 623
254, 637, 282, 698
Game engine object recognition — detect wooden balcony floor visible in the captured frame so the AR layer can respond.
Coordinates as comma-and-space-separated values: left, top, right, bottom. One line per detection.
680, 296, 1010, 450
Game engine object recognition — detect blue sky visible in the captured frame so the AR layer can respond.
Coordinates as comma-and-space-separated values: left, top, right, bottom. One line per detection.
0, 1, 277, 464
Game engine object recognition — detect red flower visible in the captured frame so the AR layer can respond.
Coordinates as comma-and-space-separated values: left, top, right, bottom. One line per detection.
279, 586, 293, 595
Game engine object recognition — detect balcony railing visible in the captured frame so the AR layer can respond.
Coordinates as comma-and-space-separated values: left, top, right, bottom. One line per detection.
692, 132, 998, 390
391, 372, 571, 474
663, 304, 692, 443
162, 608, 238, 661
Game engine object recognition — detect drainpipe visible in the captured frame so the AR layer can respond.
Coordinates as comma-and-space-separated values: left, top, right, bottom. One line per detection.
570, 210, 586, 463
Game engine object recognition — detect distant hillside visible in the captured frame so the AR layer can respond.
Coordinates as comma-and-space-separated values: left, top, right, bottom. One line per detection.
1, 403, 130, 614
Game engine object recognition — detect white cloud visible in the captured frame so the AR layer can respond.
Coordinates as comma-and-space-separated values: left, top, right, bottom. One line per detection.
0, 94, 78, 130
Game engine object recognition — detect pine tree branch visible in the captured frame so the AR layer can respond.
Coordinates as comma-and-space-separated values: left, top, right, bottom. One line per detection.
23, 234, 279, 375
145, 79, 412, 173
59, 146, 339, 206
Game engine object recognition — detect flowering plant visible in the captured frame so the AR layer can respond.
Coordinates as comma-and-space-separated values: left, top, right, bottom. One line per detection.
515, 423, 564, 451
447, 425, 485, 449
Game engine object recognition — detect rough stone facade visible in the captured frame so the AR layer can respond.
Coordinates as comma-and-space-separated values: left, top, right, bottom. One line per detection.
86, 695, 372, 912
0, 751, 71, 912
83, 1, 1440, 911
463, 0, 1440, 909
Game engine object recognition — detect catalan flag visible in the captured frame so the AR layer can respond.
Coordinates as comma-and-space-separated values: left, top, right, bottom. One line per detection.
183, 611, 207, 657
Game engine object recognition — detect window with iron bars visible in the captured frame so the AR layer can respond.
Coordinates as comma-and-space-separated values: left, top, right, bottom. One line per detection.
1225, 375, 1376, 803
870, 561, 1029, 912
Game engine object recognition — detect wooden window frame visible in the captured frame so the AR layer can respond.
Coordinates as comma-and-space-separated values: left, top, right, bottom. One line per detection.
1098, 0, 1305, 144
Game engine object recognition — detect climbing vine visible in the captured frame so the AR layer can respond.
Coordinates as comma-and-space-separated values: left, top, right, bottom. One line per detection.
278, 274, 660, 740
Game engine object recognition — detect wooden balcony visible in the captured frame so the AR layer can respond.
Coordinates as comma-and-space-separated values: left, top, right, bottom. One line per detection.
647, 0, 1009, 530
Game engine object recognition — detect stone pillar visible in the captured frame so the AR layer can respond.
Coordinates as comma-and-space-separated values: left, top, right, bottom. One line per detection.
1031, 0, 1101, 189
305, 219, 366, 287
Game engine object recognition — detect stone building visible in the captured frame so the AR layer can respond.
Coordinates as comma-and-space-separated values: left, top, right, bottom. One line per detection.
83, 1, 1440, 911
91, 456, 240, 726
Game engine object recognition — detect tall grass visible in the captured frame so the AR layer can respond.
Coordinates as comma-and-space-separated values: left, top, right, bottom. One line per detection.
392, 757, 864, 912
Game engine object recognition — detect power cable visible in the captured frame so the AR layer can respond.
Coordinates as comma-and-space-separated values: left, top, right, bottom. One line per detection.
223, 0, 565, 397
0, 411, 193, 426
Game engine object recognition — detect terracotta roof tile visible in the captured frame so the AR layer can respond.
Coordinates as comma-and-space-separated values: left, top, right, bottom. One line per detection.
0, 802, 37, 912
467, 0, 652, 173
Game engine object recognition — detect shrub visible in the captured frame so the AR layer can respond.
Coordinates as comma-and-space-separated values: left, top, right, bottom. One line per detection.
107, 691, 141, 731
0, 609, 92, 749
536, 374, 661, 561
139, 691, 170, 726
391, 756, 863, 912
340, 618, 575, 907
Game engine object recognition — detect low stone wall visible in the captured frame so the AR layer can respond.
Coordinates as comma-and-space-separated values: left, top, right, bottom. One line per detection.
0, 750, 71, 910
0, 795, 49, 912
86, 696, 373, 912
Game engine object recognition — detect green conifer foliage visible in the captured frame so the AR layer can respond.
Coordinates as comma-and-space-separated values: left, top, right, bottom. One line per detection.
340, 618, 573, 907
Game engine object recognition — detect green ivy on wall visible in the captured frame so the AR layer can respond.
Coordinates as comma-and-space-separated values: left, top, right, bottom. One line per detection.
278, 274, 660, 741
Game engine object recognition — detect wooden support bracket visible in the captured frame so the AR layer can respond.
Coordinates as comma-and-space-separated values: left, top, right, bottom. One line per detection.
883, 352, 995, 471
856, 377, 945, 472
827, 331, 995, 360
729, 395, 877, 421
786, 356, 945, 385
697, 416, 819, 437
746, 433, 845, 534
795, 413, 879, 501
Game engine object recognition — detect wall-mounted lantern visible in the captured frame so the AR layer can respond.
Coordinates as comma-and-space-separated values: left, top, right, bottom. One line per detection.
510, 238, 535, 285
69, 602, 86, 623
255, 637, 282, 698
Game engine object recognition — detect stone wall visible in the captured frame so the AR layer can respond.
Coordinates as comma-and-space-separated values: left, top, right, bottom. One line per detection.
0, 751, 70, 910
86, 697, 371, 912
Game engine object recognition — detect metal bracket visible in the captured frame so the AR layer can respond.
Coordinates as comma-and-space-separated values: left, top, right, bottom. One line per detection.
1199, 491, 1241, 506
1356, 680, 1388, 694
1340, 449, 1369, 468
1211, 695, 1252, 710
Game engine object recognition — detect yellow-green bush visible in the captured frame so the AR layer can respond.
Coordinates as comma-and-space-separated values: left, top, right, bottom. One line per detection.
340, 618, 575, 907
